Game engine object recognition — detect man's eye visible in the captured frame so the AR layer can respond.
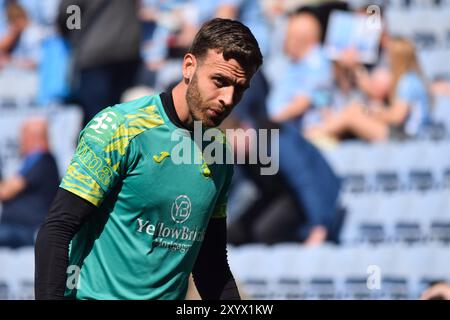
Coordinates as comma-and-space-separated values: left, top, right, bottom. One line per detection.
213, 78, 225, 87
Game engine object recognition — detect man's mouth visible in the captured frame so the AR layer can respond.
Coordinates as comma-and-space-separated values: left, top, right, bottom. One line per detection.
207, 108, 223, 118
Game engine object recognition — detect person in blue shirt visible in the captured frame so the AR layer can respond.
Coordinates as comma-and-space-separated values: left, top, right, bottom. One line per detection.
267, 11, 332, 127
305, 37, 430, 142
138, 0, 220, 90
214, 0, 271, 124
0, 117, 59, 248
227, 11, 342, 246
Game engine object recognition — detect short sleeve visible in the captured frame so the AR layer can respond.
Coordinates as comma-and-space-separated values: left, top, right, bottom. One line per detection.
296, 54, 332, 101
18, 153, 44, 189
60, 108, 131, 206
22, 154, 57, 191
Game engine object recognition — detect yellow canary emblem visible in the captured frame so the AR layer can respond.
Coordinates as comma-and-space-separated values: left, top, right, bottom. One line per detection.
201, 162, 211, 178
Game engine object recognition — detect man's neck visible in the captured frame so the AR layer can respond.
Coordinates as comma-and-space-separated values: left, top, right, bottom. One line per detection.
171, 82, 193, 128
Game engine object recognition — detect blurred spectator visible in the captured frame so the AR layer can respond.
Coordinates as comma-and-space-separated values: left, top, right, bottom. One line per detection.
330, 62, 366, 110
0, 117, 59, 248
215, 0, 270, 124
305, 37, 431, 142
13, 0, 72, 106
223, 8, 342, 247
138, 0, 218, 91
277, 121, 343, 245
227, 162, 310, 245
421, 282, 450, 300
215, 0, 270, 58
57, 0, 141, 124
138, 0, 185, 88
17, 0, 61, 29
300, 63, 389, 144
336, 4, 391, 98
0, 1, 44, 70
37, 32, 71, 105
267, 10, 332, 126
224, 117, 343, 246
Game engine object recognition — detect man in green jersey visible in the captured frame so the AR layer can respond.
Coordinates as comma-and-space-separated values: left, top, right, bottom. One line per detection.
34, 18, 263, 300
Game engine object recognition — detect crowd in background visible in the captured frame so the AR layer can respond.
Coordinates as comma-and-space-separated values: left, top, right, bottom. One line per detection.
1, 0, 450, 250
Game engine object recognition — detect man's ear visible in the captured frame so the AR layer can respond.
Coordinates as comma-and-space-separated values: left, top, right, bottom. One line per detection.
182, 53, 197, 81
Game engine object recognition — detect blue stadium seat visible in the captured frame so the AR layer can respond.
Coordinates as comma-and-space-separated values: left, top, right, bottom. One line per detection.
12, 247, 35, 300
342, 173, 368, 193
276, 277, 304, 300
443, 169, 450, 188
0, 69, 39, 105
375, 171, 401, 192
0, 249, 13, 300
408, 170, 435, 191
358, 223, 386, 244
344, 276, 373, 299
382, 276, 410, 299
309, 277, 336, 300
413, 32, 438, 50
394, 222, 423, 244
240, 278, 271, 299
432, 96, 450, 132
430, 221, 450, 243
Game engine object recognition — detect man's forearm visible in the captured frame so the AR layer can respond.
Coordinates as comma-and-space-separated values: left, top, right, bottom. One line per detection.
35, 222, 72, 299
35, 188, 95, 299
192, 218, 240, 300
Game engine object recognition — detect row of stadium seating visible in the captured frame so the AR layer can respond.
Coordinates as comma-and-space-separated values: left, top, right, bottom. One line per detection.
376, 0, 450, 8
0, 248, 34, 300
323, 138, 450, 193
0, 70, 38, 106
339, 169, 449, 193
340, 191, 450, 244
228, 244, 450, 300
2, 243, 448, 300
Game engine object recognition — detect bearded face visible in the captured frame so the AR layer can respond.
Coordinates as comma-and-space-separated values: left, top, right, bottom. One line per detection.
184, 50, 253, 128
186, 73, 230, 128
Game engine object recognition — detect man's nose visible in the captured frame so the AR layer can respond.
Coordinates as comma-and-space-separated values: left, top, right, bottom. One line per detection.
218, 87, 235, 108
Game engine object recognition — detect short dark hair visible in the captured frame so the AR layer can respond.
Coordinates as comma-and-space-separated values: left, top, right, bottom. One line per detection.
189, 18, 263, 72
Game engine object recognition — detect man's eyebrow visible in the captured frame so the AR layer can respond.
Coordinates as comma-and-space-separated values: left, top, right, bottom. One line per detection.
212, 73, 231, 81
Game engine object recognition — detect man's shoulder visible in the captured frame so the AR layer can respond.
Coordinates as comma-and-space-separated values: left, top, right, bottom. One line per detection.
112, 94, 160, 113
81, 94, 166, 146
112, 94, 165, 125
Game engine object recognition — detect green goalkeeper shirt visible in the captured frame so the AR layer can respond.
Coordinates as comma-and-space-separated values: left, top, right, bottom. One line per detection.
60, 93, 233, 299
